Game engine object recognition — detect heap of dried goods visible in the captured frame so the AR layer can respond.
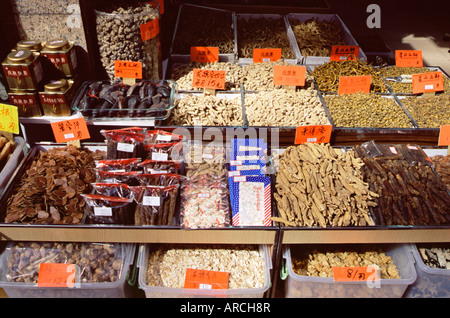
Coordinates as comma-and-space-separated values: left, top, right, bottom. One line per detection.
400, 95, 450, 128
431, 154, 450, 191
4, 145, 104, 224
272, 143, 378, 227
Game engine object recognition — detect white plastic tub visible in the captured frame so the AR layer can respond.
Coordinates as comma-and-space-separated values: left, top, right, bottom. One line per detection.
137, 244, 272, 298
0, 242, 135, 298
0, 136, 27, 196
282, 244, 416, 298
404, 244, 450, 298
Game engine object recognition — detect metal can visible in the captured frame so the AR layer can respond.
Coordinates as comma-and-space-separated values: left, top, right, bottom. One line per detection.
41, 38, 78, 77
8, 90, 43, 117
15, 40, 43, 52
2, 49, 44, 91
39, 78, 75, 116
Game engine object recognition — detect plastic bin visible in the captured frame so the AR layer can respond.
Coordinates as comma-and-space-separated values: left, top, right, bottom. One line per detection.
137, 244, 272, 298
0, 136, 27, 197
0, 242, 135, 298
404, 244, 450, 298
282, 244, 417, 298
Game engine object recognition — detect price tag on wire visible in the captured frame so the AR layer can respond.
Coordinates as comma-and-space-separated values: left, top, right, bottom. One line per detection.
192, 69, 226, 90
412, 71, 444, 94
51, 117, 90, 144
295, 125, 332, 144
253, 48, 282, 63
395, 50, 423, 67
190, 46, 219, 63
338, 75, 371, 95
273, 65, 306, 87
330, 45, 360, 61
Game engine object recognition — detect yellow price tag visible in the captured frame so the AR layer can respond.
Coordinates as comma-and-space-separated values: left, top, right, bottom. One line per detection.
0, 103, 19, 134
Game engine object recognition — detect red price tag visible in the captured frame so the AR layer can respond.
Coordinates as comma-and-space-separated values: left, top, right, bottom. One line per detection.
253, 48, 282, 63
412, 71, 444, 94
114, 60, 143, 79
338, 75, 371, 95
295, 125, 332, 144
395, 50, 423, 67
330, 45, 360, 61
192, 69, 226, 90
332, 266, 380, 282
51, 117, 90, 143
190, 47, 219, 63
140, 18, 160, 42
37, 263, 78, 288
184, 268, 229, 290
438, 125, 450, 146
273, 65, 306, 87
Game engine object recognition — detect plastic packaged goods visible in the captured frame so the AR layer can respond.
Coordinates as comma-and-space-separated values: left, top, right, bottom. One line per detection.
102, 128, 146, 159
272, 143, 378, 227
2, 145, 104, 224
81, 194, 135, 225
283, 244, 417, 298
0, 137, 27, 197
404, 244, 450, 298
91, 182, 134, 199
138, 244, 271, 298
95, 158, 141, 172
137, 159, 180, 175
354, 141, 450, 226
135, 173, 182, 187
0, 242, 135, 298
74, 80, 175, 120
96, 170, 142, 186
134, 185, 179, 226
144, 142, 183, 162
95, 1, 161, 80
146, 130, 184, 144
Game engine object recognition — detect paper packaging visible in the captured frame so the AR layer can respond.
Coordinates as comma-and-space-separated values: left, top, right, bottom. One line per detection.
231, 176, 272, 227
228, 138, 271, 226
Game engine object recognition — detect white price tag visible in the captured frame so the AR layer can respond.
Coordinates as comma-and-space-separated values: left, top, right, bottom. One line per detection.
143, 196, 160, 206
156, 134, 172, 142
152, 153, 169, 161
94, 207, 112, 216
117, 142, 135, 153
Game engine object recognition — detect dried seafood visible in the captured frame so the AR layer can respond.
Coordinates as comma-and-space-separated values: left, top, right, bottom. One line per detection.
3, 145, 104, 224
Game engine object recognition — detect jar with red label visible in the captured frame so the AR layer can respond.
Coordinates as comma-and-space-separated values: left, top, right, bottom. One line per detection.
41, 38, 77, 77
39, 79, 75, 116
8, 90, 43, 117
2, 49, 44, 90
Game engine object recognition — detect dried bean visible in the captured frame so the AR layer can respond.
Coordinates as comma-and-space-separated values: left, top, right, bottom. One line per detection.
400, 95, 450, 128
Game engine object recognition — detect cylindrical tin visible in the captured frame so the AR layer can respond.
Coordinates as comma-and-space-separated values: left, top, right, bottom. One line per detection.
41, 38, 78, 77
39, 78, 75, 116
15, 40, 43, 52
2, 49, 44, 91
8, 90, 43, 117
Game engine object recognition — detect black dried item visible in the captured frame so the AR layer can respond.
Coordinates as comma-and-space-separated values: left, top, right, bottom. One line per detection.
134, 185, 179, 225
82, 194, 135, 225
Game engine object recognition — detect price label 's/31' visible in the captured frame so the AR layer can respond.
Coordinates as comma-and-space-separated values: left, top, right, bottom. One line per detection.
332, 266, 380, 282
192, 69, 226, 90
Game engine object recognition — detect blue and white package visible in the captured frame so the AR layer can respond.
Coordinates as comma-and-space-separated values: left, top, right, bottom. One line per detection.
230, 138, 267, 165
230, 176, 272, 227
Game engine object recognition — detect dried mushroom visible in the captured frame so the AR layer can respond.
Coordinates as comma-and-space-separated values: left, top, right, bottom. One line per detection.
4, 145, 104, 224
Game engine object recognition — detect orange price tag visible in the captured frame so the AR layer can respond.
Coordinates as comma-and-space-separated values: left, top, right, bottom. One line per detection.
295, 125, 332, 144
330, 45, 360, 61
412, 71, 444, 94
184, 268, 229, 290
114, 60, 143, 79
273, 65, 306, 86
192, 69, 226, 90
51, 117, 90, 143
332, 266, 380, 282
140, 18, 160, 42
438, 125, 450, 146
395, 50, 423, 67
37, 263, 78, 288
190, 47, 219, 63
253, 48, 282, 63
338, 75, 371, 95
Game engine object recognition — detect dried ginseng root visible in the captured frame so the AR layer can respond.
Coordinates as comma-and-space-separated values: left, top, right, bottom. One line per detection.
272, 143, 378, 227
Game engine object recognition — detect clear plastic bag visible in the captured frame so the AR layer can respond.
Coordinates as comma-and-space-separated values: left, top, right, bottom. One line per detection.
134, 185, 179, 226
137, 159, 181, 174
81, 194, 135, 225
96, 170, 142, 186
146, 130, 184, 144
95, 158, 141, 172
91, 182, 134, 199
101, 128, 146, 159
135, 173, 182, 187
144, 142, 183, 162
